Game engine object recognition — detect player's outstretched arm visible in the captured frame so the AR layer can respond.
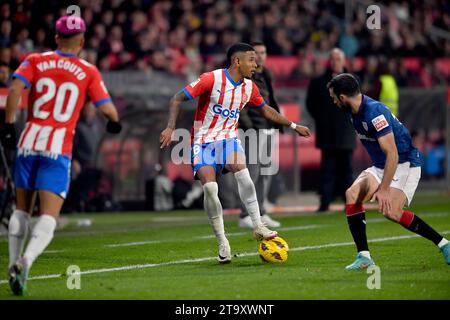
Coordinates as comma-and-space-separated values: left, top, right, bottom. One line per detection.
98, 101, 122, 134
257, 105, 311, 137
373, 132, 399, 215
1, 79, 25, 148
160, 90, 189, 149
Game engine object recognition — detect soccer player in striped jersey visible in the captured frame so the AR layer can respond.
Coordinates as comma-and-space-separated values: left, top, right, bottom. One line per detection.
160, 43, 311, 263
0, 16, 122, 295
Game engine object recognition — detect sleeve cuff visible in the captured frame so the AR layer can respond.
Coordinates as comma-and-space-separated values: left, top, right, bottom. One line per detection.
375, 128, 393, 139
253, 101, 267, 110
94, 97, 112, 107
12, 73, 30, 89
183, 88, 193, 100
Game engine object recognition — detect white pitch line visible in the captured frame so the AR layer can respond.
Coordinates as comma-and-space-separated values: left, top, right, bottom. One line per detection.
105, 240, 161, 248
367, 212, 450, 223
44, 250, 65, 254
194, 224, 323, 240
105, 224, 325, 246
1, 230, 447, 285
105, 211, 450, 246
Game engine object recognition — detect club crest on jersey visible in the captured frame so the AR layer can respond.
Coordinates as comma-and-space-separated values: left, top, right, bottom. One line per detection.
371, 115, 389, 132
212, 104, 240, 119
362, 122, 368, 131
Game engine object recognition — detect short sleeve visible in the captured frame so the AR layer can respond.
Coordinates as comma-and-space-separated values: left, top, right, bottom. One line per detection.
247, 82, 266, 109
183, 72, 214, 100
12, 54, 37, 89
88, 67, 112, 107
369, 108, 392, 138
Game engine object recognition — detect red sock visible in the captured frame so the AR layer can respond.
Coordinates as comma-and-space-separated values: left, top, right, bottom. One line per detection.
345, 203, 364, 216
399, 210, 415, 227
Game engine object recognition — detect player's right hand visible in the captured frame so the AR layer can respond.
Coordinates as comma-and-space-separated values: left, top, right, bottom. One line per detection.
373, 188, 392, 215
0, 123, 17, 149
294, 125, 311, 138
160, 127, 174, 149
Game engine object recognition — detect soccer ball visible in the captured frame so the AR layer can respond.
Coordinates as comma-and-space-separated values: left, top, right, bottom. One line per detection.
258, 236, 289, 263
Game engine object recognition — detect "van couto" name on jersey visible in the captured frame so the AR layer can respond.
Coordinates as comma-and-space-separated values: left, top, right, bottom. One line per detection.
36, 59, 87, 80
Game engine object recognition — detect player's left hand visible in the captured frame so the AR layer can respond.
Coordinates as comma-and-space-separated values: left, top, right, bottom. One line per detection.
106, 120, 122, 134
374, 188, 392, 215
294, 125, 311, 138
160, 127, 174, 149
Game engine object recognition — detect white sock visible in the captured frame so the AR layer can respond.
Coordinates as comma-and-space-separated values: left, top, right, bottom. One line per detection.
359, 250, 371, 259
8, 210, 30, 268
203, 182, 227, 244
234, 168, 262, 228
438, 238, 449, 248
23, 214, 57, 267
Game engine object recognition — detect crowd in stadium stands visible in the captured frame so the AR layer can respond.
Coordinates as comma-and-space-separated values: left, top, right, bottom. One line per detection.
0, 0, 449, 87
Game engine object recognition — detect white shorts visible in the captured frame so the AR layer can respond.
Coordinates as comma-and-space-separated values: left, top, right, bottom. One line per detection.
361, 162, 421, 206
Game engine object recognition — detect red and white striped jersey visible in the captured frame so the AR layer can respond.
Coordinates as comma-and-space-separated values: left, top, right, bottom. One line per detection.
183, 68, 266, 144
12, 50, 111, 157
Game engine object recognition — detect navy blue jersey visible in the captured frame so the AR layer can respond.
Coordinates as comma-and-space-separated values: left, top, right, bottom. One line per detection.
351, 95, 421, 168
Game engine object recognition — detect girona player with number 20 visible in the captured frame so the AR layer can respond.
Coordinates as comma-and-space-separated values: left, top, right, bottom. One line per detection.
0, 16, 122, 296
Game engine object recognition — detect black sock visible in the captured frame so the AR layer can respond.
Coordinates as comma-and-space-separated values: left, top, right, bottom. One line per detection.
347, 212, 369, 252
404, 215, 443, 246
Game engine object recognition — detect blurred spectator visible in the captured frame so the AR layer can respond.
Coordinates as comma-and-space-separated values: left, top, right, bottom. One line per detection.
237, 41, 282, 229
368, 58, 400, 116
73, 103, 102, 171
0, 62, 10, 124
153, 164, 174, 211
306, 48, 356, 212
0, 20, 12, 47
0, 61, 9, 87
396, 58, 422, 87
339, 25, 359, 58
290, 57, 314, 87
0, 0, 447, 84
378, 59, 399, 116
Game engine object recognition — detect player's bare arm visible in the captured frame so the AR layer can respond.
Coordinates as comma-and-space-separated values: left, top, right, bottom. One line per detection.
257, 105, 311, 137
98, 101, 122, 134
5, 78, 26, 123
1, 78, 26, 149
374, 132, 399, 215
160, 90, 189, 148
98, 101, 119, 122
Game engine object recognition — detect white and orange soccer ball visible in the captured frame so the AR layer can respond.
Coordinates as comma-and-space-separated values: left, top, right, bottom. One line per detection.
258, 236, 289, 263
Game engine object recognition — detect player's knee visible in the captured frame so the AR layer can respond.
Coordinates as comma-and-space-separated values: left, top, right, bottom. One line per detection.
234, 168, 254, 190
382, 209, 402, 222
228, 163, 246, 174
203, 181, 219, 198
345, 187, 358, 203
8, 210, 29, 236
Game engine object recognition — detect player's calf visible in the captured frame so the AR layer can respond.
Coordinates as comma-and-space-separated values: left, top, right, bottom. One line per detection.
203, 182, 227, 246
346, 203, 369, 252
398, 210, 449, 264
8, 209, 29, 268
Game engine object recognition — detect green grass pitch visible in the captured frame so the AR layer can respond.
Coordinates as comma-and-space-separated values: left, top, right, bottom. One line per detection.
0, 192, 449, 299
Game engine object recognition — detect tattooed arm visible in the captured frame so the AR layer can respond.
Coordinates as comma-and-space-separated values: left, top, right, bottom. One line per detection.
160, 90, 189, 149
